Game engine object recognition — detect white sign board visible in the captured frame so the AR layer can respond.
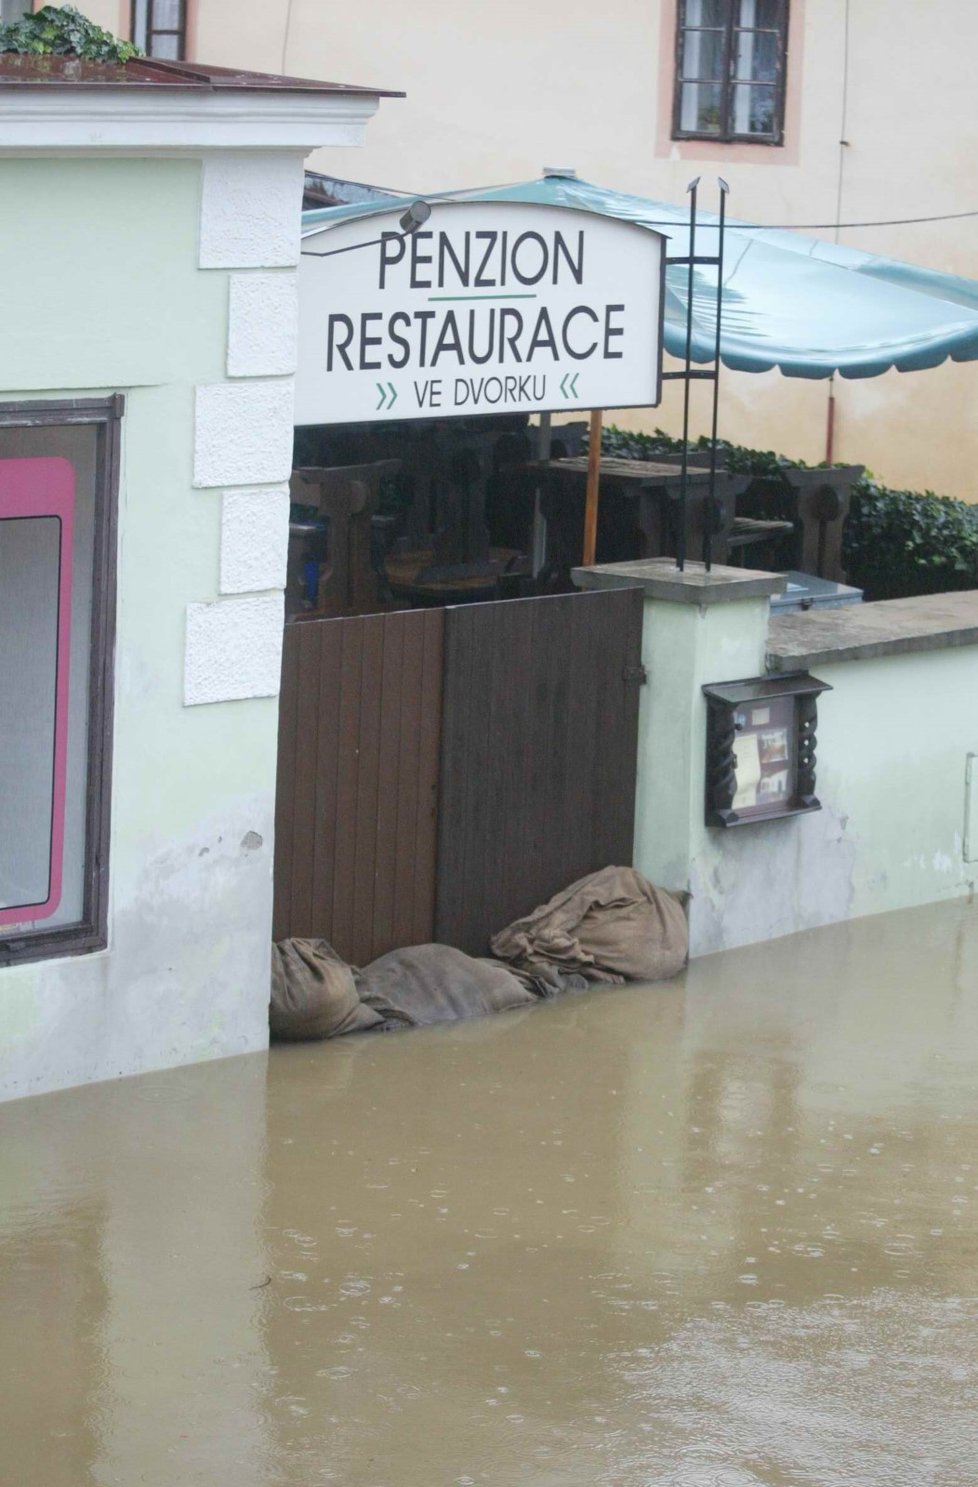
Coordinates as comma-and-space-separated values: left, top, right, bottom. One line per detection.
295, 201, 665, 426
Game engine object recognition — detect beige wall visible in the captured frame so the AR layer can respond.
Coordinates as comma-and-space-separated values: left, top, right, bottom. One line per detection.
184, 0, 978, 496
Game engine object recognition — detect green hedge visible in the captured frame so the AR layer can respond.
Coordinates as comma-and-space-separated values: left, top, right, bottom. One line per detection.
843, 481, 978, 601
592, 424, 978, 601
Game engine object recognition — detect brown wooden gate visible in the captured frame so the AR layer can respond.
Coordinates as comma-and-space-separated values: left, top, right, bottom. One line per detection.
273, 586, 644, 962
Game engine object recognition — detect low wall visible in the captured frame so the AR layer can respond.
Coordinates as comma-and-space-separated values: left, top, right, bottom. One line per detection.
735, 594, 978, 952
575, 562, 978, 958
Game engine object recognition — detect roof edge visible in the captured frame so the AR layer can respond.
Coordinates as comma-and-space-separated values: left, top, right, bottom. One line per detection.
0, 83, 389, 155
0, 52, 402, 97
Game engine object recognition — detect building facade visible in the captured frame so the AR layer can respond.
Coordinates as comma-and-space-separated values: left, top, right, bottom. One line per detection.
75, 0, 978, 499
0, 59, 389, 1101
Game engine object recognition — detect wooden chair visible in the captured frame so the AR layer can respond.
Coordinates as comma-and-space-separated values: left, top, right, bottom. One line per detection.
288, 460, 399, 618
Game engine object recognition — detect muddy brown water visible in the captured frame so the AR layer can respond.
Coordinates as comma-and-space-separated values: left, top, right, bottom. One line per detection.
3, 900, 978, 1486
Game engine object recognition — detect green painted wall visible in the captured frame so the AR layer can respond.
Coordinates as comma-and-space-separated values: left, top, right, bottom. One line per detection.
0, 159, 227, 391
0, 156, 280, 1101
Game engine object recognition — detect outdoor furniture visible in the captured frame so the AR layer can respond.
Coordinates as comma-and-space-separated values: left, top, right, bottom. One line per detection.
384, 426, 534, 599
728, 515, 796, 552
288, 460, 399, 617
734, 464, 864, 581
528, 456, 752, 582
385, 546, 528, 606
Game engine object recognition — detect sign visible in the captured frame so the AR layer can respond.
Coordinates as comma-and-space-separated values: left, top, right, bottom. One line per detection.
295, 201, 665, 426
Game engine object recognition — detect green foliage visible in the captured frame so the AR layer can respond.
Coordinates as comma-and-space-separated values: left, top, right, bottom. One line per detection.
843, 479, 978, 601
0, 5, 140, 62
594, 422, 978, 602
594, 422, 832, 477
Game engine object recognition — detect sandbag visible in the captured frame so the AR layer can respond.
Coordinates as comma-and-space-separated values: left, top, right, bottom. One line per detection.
270, 938, 386, 1041
356, 944, 539, 1027
269, 868, 686, 1043
490, 866, 688, 985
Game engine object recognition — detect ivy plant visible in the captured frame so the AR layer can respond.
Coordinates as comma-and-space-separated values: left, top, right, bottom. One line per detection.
843, 480, 978, 601
0, 5, 140, 62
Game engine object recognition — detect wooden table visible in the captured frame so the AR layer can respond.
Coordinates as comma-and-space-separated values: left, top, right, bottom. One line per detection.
527, 456, 752, 573
386, 547, 529, 606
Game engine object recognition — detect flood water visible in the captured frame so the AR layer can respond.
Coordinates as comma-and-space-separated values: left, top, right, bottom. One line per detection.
3, 899, 978, 1486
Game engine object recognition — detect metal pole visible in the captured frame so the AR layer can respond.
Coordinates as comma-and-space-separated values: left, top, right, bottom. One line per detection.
583, 408, 603, 566
678, 177, 700, 572
704, 177, 729, 573
531, 412, 552, 576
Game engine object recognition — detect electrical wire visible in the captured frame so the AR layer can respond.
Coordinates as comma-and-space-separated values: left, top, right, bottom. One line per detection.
749, 208, 978, 231
602, 208, 978, 232
281, 0, 295, 73
834, 0, 852, 245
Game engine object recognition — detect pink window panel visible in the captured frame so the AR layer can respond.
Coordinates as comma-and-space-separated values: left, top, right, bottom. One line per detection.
0, 457, 74, 926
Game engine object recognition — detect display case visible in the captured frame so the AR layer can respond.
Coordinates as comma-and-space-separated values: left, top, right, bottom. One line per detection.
703, 672, 831, 828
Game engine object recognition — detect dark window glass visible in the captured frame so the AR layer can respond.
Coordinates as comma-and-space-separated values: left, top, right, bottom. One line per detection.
131, 0, 187, 60
673, 0, 789, 144
680, 28, 726, 81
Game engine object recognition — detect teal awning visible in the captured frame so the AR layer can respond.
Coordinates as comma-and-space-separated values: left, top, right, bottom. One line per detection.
303, 175, 978, 381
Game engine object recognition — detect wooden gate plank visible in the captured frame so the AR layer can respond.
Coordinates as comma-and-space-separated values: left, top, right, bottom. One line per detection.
434, 605, 475, 947
412, 609, 444, 944
329, 618, 365, 957
351, 615, 386, 965
309, 618, 343, 939
289, 621, 323, 936
484, 596, 534, 942
371, 613, 405, 957
391, 612, 425, 949
561, 588, 601, 883
460, 605, 497, 952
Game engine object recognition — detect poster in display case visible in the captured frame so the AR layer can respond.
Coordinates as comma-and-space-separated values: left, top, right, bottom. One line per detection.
703, 673, 831, 828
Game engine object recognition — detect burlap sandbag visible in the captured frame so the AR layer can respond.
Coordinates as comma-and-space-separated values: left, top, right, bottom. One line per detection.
270, 938, 386, 1041
490, 866, 688, 985
356, 944, 539, 1026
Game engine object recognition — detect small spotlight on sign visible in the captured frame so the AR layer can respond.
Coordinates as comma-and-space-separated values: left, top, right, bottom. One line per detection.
398, 200, 432, 235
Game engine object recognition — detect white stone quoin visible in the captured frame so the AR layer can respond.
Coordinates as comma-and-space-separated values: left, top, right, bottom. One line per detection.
198, 152, 306, 268
227, 272, 299, 377
193, 378, 295, 488
220, 487, 291, 594
185, 592, 286, 705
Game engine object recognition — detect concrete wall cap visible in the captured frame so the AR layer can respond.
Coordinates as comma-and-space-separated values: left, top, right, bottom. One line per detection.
573, 559, 786, 605
768, 590, 978, 670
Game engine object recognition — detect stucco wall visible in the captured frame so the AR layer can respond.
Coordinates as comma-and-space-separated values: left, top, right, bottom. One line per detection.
0, 154, 301, 1101
632, 587, 978, 957
190, 0, 978, 499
